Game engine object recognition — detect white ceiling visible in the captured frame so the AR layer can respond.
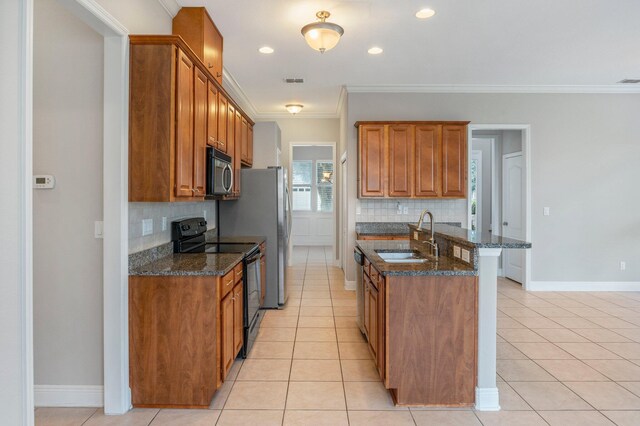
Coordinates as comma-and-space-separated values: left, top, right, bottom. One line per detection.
176, 0, 640, 118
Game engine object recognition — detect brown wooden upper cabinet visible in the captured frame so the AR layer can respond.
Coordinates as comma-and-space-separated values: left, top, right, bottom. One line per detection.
356, 121, 469, 199
358, 124, 386, 197
173, 7, 223, 84
129, 43, 205, 202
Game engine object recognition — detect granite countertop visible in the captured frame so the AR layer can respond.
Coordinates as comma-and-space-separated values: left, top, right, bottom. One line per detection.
356, 222, 462, 236
408, 224, 532, 249
356, 240, 476, 277
206, 235, 266, 244
129, 252, 244, 277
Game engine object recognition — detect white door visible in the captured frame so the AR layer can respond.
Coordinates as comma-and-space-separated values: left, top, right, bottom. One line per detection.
502, 153, 524, 283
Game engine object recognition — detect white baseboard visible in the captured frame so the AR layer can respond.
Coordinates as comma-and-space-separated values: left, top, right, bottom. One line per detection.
528, 281, 640, 292
35, 385, 103, 407
344, 279, 356, 291
475, 387, 500, 411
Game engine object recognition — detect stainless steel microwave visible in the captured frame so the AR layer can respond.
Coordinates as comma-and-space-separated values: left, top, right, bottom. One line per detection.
206, 147, 233, 197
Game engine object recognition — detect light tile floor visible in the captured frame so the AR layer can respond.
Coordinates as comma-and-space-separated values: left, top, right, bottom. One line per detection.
36, 246, 640, 425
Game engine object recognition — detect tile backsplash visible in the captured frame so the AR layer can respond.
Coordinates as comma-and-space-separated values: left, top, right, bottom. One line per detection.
356, 199, 467, 225
128, 201, 217, 254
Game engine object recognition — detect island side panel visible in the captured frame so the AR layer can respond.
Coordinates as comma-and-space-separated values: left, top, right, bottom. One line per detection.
129, 275, 218, 408
387, 275, 477, 406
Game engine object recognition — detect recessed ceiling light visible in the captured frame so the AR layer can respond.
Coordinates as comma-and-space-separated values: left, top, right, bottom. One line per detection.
416, 8, 436, 19
258, 46, 274, 54
368, 47, 383, 55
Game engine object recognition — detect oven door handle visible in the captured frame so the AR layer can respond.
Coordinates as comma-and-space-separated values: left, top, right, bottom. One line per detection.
245, 250, 261, 264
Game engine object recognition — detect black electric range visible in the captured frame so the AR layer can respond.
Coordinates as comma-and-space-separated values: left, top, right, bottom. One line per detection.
172, 218, 264, 359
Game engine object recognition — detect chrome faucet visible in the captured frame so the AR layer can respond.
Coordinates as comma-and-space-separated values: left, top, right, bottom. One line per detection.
417, 209, 439, 258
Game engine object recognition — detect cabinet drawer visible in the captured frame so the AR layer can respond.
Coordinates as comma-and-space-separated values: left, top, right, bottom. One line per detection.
370, 267, 379, 286
234, 262, 243, 282
220, 270, 235, 298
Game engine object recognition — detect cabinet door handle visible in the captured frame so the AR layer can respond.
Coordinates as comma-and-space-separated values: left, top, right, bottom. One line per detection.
217, 72, 222, 78
208, 63, 213, 69
503, 221, 509, 226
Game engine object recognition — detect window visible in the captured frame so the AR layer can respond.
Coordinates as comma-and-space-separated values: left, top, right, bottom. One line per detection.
292, 159, 334, 212
292, 160, 312, 211
316, 161, 333, 212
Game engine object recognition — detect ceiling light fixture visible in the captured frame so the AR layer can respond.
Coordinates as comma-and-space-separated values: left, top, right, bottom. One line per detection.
301, 11, 344, 54
368, 47, 383, 55
416, 8, 436, 19
258, 46, 274, 54
285, 104, 304, 115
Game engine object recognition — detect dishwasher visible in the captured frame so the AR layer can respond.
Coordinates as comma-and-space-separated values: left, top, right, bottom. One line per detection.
353, 248, 365, 334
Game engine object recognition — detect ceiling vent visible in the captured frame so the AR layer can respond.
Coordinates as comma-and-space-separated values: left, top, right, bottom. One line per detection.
284, 78, 305, 84
618, 79, 640, 84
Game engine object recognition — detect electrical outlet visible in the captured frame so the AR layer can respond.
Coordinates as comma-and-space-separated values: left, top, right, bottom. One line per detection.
356, 205, 361, 215
403, 206, 409, 215
397, 203, 403, 214
543, 207, 550, 216
621, 261, 626, 271
94, 221, 104, 239
203, 210, 207, 221
453, 246, 461, 258
161, 217, 167, 231
461, 249, 470, 263
413, 231, 419, 240
142, 219, 153, 236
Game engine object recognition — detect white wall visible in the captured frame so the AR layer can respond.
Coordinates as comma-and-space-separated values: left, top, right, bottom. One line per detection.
33, 0, 105, 387
346, 92, 640, 284
94, 0, 172, 34
0, 0, 31, 422
472, 139, 493, 233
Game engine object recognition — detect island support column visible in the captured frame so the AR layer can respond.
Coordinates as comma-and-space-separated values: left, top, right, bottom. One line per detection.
475, 247, 503, 411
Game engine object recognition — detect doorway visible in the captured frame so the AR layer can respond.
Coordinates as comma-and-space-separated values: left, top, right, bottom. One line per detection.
468, 126, 531, 288
289, 144, 337, 257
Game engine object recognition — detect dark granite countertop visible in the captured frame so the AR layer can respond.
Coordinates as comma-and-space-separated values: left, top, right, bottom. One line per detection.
129, 252, 244, 277
408, 224, 531, 249
356, 222, 461, 236
356, 240, 476, 277
206, 235, 266, 244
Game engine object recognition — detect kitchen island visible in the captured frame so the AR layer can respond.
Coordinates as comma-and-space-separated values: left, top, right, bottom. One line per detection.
356, 223, 530, 409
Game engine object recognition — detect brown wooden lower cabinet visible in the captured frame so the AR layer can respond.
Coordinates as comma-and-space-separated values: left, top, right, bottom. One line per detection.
361, 255, 478, 407
129, 275, 217, 408
129, 260, 246, 408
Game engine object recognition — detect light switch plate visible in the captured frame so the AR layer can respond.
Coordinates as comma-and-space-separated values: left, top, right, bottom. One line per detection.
161, 217, 167, 231
543, 207, 550, 216
461, 249, 471, 263
403, 206, 409, 214
453, 246, 461, 258
142, 219, 153, 236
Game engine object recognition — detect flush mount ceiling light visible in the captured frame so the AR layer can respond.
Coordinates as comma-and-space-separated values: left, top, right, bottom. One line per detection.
285, 104, 304, 115
368, 47, 383, 55
416, 8, 436, 19
301, 11, 344, 54
258, 46, 274, 54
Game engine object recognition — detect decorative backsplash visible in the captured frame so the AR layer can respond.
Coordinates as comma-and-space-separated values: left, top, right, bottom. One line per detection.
356, 199, 468, 224
128, 201, 217, 254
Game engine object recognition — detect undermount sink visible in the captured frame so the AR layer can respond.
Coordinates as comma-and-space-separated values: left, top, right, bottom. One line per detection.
375, 250, 429, 263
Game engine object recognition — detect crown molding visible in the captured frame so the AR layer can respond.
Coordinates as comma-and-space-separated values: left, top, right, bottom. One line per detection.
157, 0, 180, 18
345, 84, 640, 94
221, 68, 259, 120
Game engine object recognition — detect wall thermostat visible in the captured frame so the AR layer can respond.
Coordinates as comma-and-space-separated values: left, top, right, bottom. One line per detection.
33, 175, 55, 189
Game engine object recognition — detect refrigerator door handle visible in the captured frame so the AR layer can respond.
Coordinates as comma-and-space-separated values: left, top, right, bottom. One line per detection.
285, 185, 292, 240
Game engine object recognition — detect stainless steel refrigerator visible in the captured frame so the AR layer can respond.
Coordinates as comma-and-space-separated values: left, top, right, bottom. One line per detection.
219, 167, 291, 308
